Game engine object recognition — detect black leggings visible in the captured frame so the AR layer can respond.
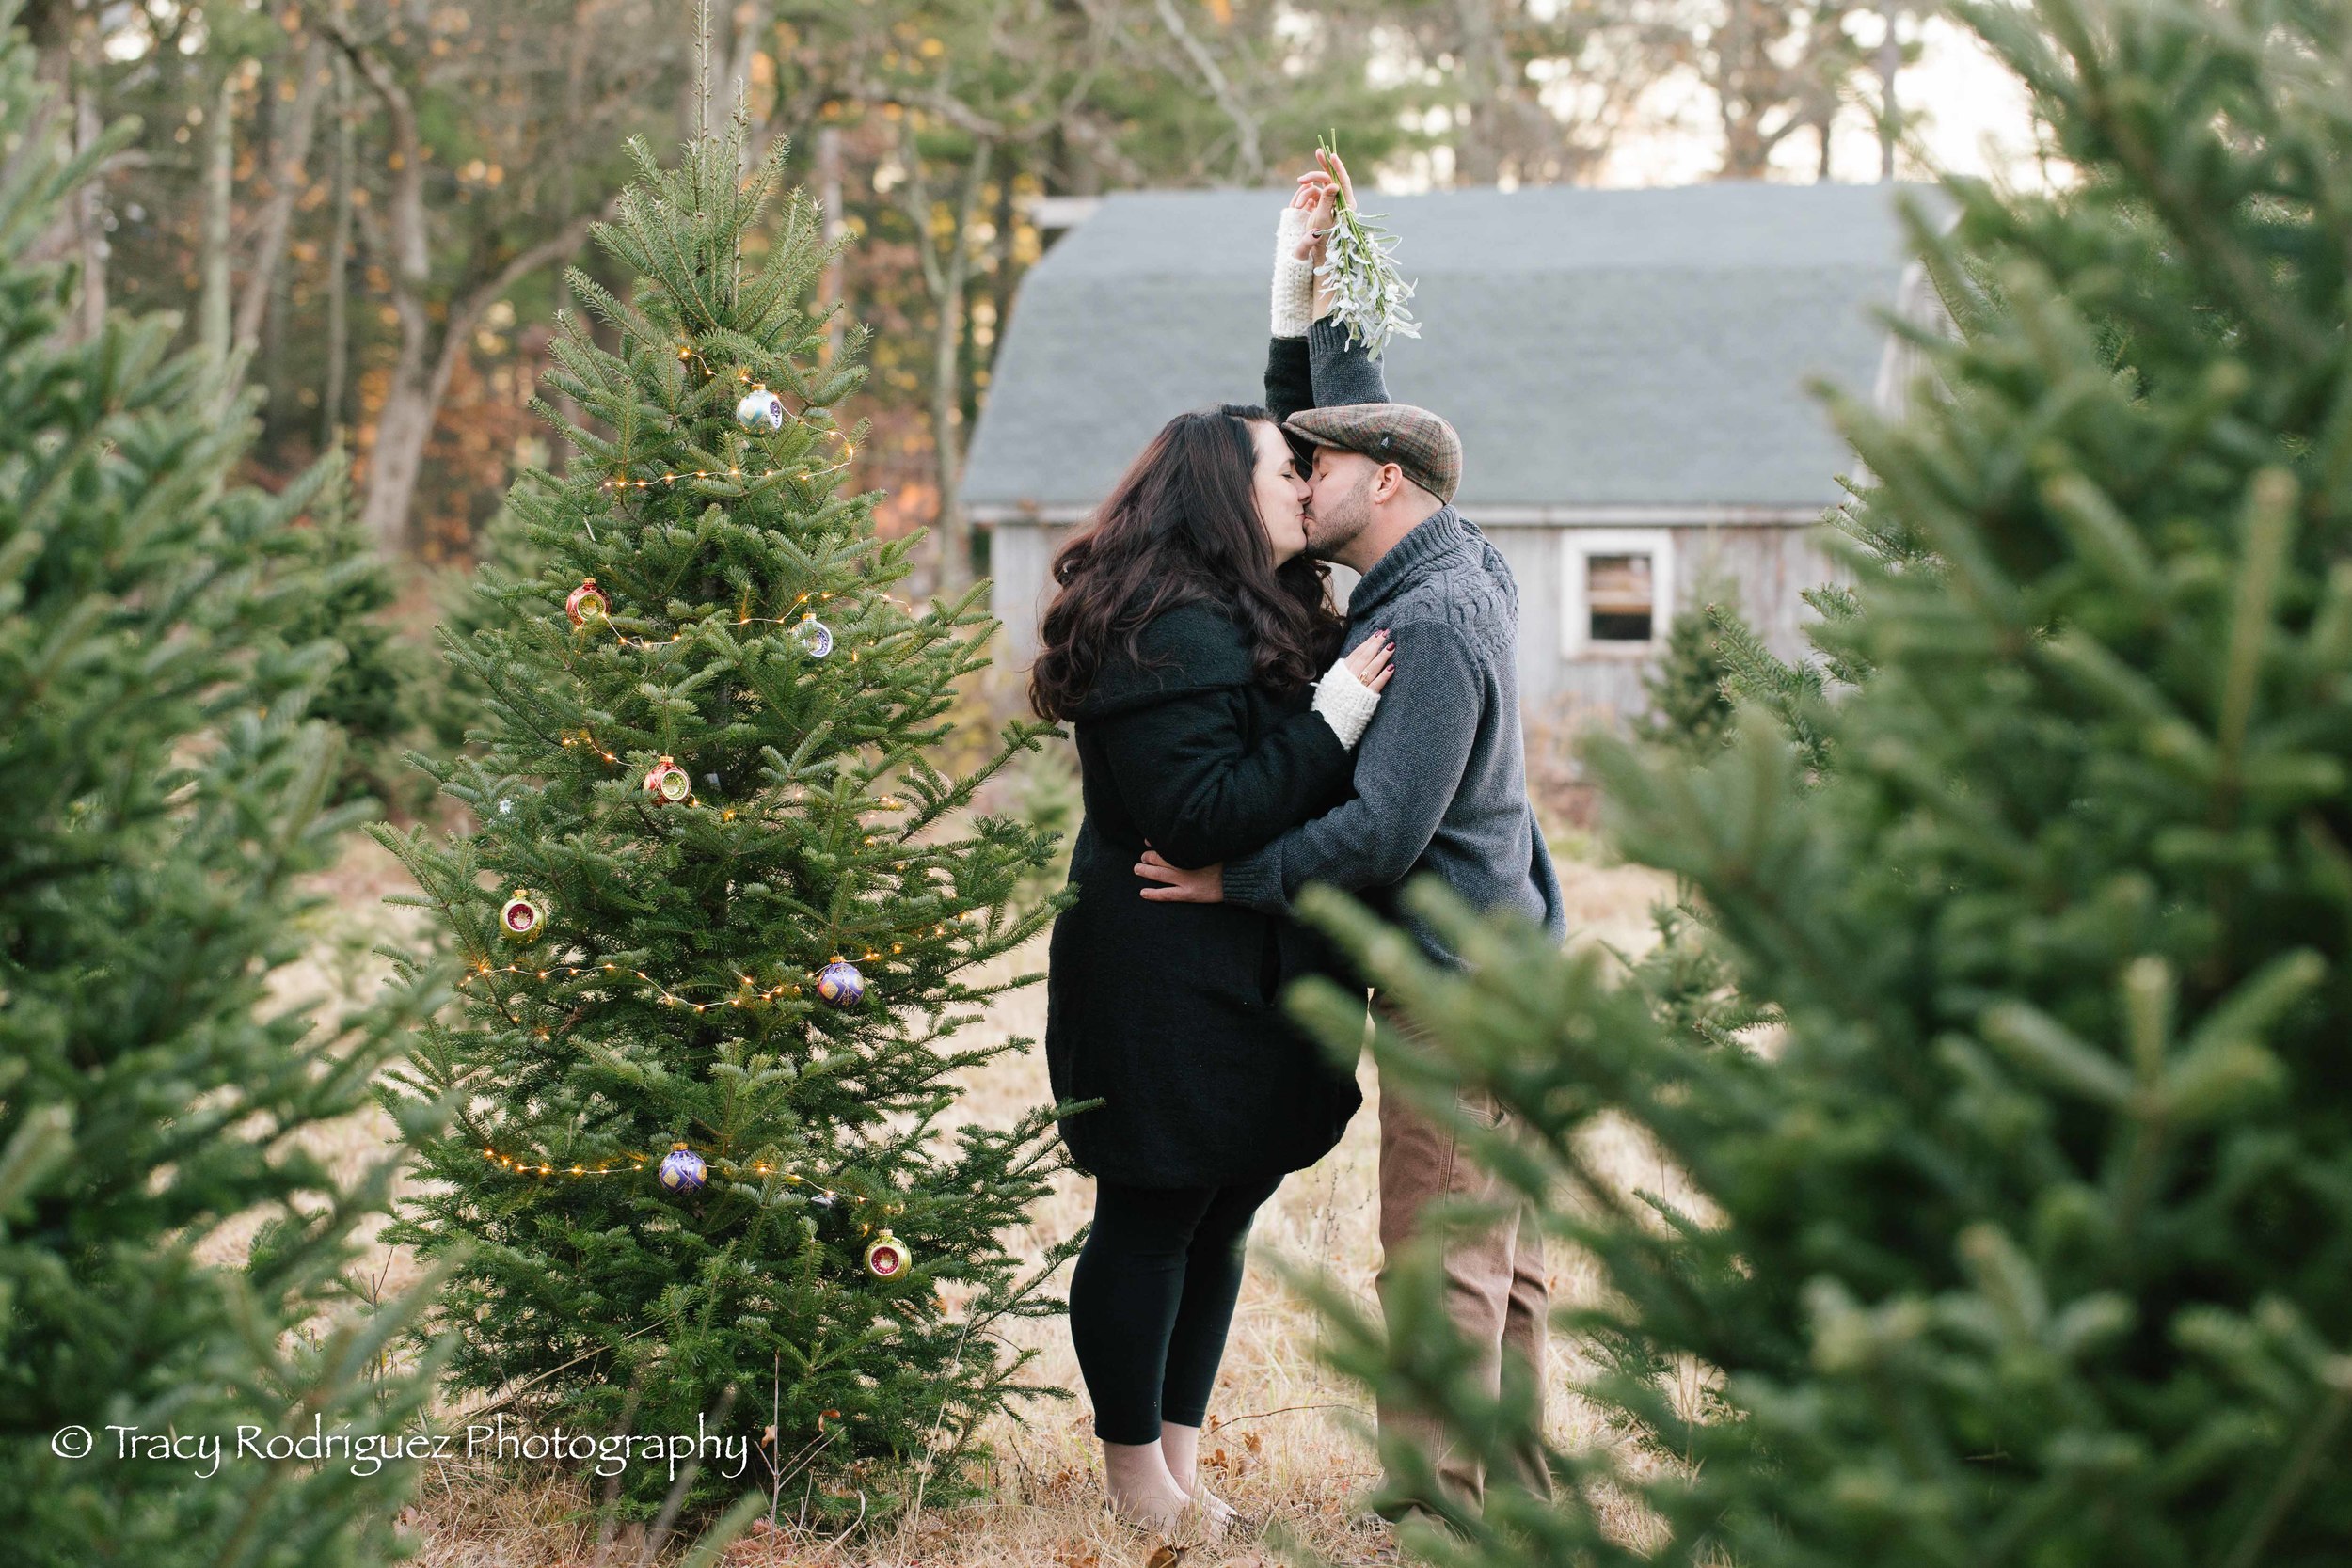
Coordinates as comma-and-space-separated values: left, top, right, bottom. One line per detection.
1069, 1174, 1285, 1445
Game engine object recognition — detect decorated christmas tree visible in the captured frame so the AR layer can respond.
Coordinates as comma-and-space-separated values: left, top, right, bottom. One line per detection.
374, 118, 1072, 1518
1287, 0, 2352, 1560
0, 7, 441, 1558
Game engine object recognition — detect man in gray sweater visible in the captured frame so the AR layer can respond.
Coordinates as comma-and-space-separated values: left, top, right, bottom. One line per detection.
1134, 159, 1565, 1521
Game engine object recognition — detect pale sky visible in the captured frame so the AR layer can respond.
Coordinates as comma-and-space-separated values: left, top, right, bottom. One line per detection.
1380, 14, 2050, 194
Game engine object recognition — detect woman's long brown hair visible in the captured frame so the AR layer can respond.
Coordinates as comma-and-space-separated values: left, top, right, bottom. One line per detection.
1027, 404, 1343, 721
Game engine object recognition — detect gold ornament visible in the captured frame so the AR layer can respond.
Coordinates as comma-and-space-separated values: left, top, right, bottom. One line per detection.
864, 1228, 910, 1279
500, 890, 547, 942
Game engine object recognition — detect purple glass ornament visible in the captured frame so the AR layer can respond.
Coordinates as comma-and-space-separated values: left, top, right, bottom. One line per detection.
657, 1143, 707, 1196
816, 959, 866, 1008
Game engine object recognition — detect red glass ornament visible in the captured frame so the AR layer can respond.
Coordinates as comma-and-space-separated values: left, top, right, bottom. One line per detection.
566, 578, 609, 626
643, 756, 691, 803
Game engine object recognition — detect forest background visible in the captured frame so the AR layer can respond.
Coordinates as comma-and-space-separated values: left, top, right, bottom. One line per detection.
30, 0, 2037, 606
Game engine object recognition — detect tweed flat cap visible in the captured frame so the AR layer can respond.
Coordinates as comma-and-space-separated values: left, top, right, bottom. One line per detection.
1285, 402, 1462, 505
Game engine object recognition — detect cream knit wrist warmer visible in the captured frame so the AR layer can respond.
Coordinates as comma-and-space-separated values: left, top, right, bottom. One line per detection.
1272, 206, 1317, 339
1312, 656, 1381, 749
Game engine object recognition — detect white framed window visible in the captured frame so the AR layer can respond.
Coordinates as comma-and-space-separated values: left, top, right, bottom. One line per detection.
1562, 530, 1676, 657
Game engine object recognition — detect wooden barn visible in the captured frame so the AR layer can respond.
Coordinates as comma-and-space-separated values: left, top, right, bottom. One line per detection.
962, 181, 1931, 724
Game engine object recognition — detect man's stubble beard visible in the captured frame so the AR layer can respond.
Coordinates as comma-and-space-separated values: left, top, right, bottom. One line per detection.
1304, 475, 1374, 562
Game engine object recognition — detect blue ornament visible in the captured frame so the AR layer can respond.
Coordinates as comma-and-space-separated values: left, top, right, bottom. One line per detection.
657, 1142, 706, 1196
816, 958, 866, 1008
795, 616, 834, 658
735, 387, 786, 433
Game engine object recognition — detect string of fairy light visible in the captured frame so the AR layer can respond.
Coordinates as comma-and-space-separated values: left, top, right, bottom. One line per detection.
596, 445, 857, 493
581, 591, 860, 655
596, 354, 858, 494
548, 725, 915, 835
455, 922, 965, 1014
472, 1144, 901, 1213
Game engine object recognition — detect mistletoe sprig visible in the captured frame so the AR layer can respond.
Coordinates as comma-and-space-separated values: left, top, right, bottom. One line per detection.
1314, 134, 1422, 358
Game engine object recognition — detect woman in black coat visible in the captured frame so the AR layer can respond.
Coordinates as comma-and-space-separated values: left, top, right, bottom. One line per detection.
1029, 400, 1394, 1533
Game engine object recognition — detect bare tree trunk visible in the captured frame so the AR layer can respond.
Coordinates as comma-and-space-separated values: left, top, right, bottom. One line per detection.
1453, 0, 1505, 184
682, 0, 714, 143
338, 32, 586, 551
338, 32, 431, 549
20, 1, 70, 54
323, 52, 353, 449
233, 38, 328, 357
985, 161, 1017, 399
902, 127, 994, 599
26, 8, 88, 326
716, 0, 773, 165
1151, 0, 1260, 182
362, 220, 596, 554
737, 4, 787, 173
545, 4, 590, 476
72, 64, 104, 340
368, 350, 438, 553
199, 71, 234, 364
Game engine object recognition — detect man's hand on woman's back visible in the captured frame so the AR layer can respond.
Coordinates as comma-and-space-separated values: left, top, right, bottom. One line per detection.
1136, 847, 1223, 903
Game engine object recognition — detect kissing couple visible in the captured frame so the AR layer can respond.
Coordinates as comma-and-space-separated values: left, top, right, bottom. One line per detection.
1026, 150, 1568, 1537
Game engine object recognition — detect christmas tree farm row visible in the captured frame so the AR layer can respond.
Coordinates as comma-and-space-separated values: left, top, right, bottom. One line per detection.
1290, 0, 2352, 1564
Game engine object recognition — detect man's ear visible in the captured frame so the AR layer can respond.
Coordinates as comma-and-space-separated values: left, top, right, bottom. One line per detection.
1373, 461, 1406, 503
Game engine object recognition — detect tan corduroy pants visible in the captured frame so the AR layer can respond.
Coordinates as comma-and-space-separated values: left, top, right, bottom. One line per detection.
1372, 996, 1552, 1514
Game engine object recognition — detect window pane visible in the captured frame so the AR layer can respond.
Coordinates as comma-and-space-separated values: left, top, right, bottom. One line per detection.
1587, 552, 1654, 642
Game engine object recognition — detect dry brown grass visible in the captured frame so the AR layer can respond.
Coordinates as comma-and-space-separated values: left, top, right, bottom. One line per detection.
262, 835, 1674, 1568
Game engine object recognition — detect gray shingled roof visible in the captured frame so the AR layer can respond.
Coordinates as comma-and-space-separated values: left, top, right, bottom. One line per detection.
961, 181, 1920, 515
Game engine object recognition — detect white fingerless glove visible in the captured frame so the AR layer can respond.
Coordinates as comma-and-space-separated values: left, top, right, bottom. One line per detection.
1272, 205, 1318, 339
1312, 653, 1381, 749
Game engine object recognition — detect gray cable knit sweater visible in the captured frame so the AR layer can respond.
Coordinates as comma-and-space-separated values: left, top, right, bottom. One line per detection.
1226, 320, 1566, 964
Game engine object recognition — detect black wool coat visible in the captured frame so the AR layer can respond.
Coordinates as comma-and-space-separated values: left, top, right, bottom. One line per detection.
1044, 601, 1365, 1190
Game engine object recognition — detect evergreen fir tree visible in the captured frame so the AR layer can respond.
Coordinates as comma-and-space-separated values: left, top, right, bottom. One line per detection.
0, 8, 443, 1559
374, 119, 1072, 1518
421, 498, 545, 765
1288, 0, 2352, 1560
1633, 594, 1742, 758
281, 468, 432, 816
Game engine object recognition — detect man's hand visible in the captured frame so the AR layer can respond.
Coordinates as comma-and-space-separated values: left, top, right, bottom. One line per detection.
1136, 848, 1225, 904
